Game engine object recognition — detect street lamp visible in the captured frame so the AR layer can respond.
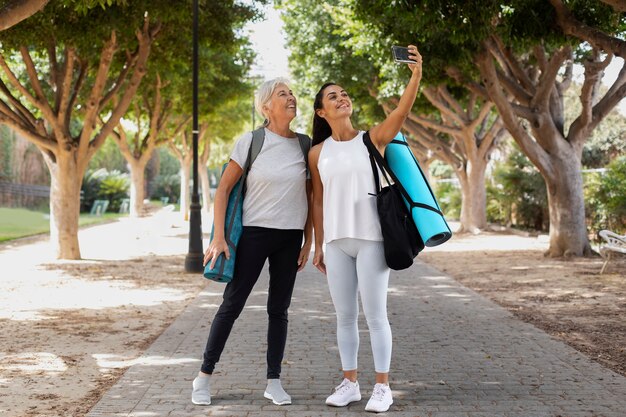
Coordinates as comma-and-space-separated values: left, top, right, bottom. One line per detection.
185, 0, 203, 272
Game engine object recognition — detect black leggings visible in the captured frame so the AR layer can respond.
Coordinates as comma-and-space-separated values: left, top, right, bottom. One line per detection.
201, 226, 303, 379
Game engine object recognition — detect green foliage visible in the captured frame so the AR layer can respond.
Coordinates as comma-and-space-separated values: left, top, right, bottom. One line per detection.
81, 168, 129, 212
0, 124, 13, 181
433, 181, 461, 220
595, 156, 626, 232
150, 173, 180, 204
88, 137, 128, 172
155, 147, 180, 177
278, 0, 386, 132
563, 82, 626, 168
487, 148, 549, 231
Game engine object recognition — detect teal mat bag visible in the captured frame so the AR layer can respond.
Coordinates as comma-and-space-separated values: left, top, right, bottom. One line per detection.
203, 129, 264, 283
203, 128, 311, 283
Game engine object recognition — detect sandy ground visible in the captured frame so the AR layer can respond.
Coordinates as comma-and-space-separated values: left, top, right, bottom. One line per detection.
0, 213, 624, 416
0, 207, 209, 417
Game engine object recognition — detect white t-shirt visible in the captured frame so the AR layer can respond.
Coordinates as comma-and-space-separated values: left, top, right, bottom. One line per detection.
317, 131, 383, 244
230, 128, 308, 230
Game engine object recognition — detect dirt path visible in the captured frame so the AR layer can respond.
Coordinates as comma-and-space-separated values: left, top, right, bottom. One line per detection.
0, 208, 209, 417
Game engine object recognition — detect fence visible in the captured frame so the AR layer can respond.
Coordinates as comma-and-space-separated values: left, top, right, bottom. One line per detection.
0, 181, 50, 209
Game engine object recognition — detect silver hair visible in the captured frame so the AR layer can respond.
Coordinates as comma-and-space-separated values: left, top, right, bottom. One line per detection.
254, 77, 291, 125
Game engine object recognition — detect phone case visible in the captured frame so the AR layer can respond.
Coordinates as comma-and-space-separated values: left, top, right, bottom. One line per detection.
392, 46, 414, 63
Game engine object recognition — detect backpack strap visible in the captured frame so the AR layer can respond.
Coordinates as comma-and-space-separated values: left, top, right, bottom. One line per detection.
296, 133, 312, 177
245, 128, 310, 177
237, 128, 266, 195
249, 127, 266, 167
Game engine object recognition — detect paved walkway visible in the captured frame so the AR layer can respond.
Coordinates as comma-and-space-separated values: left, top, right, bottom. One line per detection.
87, 254, 626, 416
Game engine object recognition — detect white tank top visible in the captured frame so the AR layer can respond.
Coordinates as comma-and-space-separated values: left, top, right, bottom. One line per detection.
318, 131, 383, 244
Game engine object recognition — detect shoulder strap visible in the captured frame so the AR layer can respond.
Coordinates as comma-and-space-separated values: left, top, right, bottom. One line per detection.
296, 133, 312, 176
363, 131, 443, 216
237, 128, 266, 196
249, 127, 266, 168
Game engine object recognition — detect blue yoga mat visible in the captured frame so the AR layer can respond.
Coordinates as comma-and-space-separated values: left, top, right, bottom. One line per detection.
385, 133, 452, 247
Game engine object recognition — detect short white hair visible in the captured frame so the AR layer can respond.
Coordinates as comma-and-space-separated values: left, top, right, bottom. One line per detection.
254, 77, 291, 121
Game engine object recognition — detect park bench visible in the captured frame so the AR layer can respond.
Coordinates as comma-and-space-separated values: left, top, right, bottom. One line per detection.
90, 200, 109, 216
598, 230, 626, 275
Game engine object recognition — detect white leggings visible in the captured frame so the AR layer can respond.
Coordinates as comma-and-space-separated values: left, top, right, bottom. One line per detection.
325, 238, 392, 373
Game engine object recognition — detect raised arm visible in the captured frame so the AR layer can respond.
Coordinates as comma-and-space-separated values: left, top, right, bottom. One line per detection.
369, 45, 423, 150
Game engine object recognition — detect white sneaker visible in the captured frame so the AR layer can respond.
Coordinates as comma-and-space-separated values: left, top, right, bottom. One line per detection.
263, 379, 292, 405
191, 375, 211, 405
365, 383, 393, 413
325, 378, 361, 407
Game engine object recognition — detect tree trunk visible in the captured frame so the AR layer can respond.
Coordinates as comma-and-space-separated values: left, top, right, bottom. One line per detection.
544, 150, 592, 257
199, 165, 211, 214
453, 157, 489, 234
44, 153, 83, 259
128, 159, 148, 217
467, 158, 488, 232
179, 162, 191, 221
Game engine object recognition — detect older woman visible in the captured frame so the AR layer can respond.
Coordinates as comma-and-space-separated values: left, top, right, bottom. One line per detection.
192, 78, 312, 406
308, 46, 422, 413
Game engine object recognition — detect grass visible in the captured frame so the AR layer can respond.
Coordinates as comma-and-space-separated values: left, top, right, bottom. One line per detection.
0, 207, 125, 243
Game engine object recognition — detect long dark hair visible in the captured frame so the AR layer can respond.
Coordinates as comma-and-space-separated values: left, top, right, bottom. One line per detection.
312, 83, 336, 146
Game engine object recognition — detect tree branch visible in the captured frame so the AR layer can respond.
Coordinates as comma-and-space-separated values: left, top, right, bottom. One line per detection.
90, 17, 161, 159
0, 0, 49, 31
533, 45, 571, 109
550, 0, 626, 57
490, 35, 535, 91
0, 77, 38, 128
477, 48, 554, 173
57, 47, 76, 137
0, 112, 56, 152
421, 87, 466, 126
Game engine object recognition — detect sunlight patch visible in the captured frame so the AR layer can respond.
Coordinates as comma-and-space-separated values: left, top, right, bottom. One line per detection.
0, 352, 67, 374
0, 280, 187, 320
442, 292, 471, 298
421, 275, 451, 281
93, 353, 199, 369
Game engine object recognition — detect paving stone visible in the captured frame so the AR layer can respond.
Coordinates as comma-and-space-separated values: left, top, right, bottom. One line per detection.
87, 259, 626, 416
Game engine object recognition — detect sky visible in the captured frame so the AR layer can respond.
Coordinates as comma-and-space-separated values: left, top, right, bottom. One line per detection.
245, 4, 290, 80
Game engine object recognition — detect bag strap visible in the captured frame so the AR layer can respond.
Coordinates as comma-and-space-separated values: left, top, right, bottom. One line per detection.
363, 131, 443, 216
296, 133, 312, 177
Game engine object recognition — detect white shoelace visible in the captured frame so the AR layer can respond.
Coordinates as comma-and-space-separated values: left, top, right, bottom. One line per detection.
333, 379, 354, 395
371, 384, 388, 401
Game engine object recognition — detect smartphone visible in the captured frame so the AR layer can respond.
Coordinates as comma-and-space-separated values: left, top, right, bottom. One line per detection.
391, 46, 415, 64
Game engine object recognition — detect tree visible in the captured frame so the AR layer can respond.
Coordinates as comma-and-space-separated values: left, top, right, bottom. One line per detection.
109, 75, 170, 217
280, 0, 505, 233
353, 0, 626, 257
0, 0, 260, 258
385, 87, 507, 233
0, 2, 161, 258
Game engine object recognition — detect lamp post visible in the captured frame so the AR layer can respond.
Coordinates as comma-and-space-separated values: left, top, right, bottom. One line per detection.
185, 0, 204, 272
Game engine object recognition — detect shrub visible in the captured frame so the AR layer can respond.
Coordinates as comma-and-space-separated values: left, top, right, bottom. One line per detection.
591, 156, 626, 234
433, 180, 461, 220
151, 173, 180, 204
81, 169, 130, 213
487, 149, 548, 231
